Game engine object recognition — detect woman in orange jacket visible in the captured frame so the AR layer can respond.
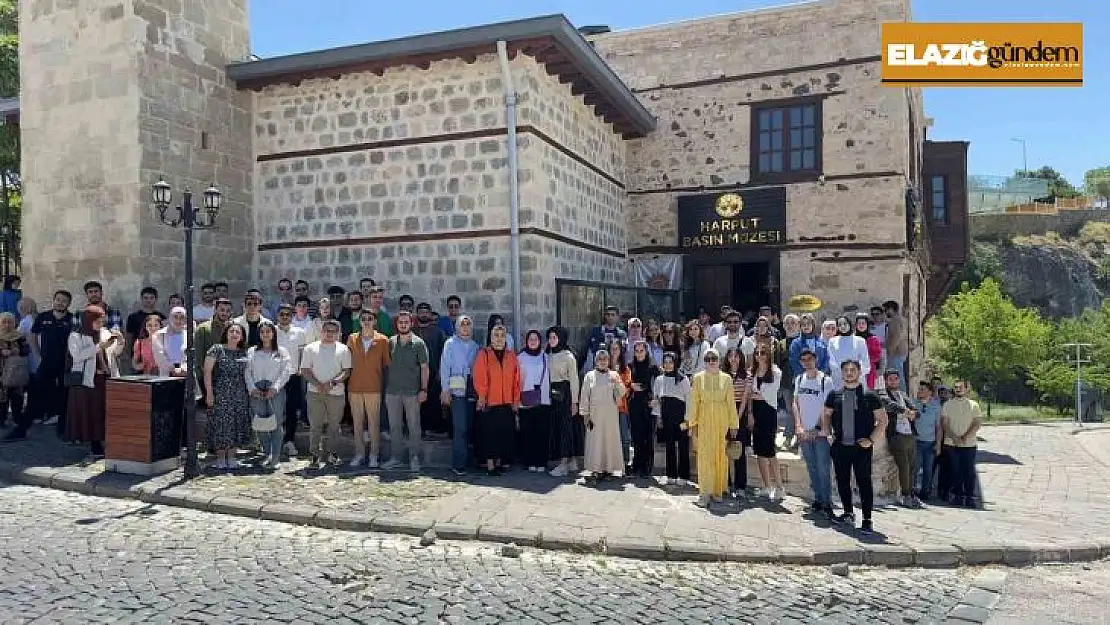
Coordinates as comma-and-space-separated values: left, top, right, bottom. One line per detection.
472, 323, 521, 476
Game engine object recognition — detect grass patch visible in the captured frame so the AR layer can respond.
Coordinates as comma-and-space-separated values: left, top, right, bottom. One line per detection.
980, 403, 1072, 424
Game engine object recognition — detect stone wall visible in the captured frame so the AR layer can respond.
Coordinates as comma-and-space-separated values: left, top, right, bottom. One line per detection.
20, 0, 252, 311
971, 210, 1110, 241
252, 52, 628, 334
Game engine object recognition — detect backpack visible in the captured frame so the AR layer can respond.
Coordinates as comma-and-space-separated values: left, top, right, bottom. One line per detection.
795, 373, 827, 395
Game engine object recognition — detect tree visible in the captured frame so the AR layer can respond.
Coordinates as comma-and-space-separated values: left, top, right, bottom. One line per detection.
1085, 167, 1110, 199
1029, 309, 1110, 413
1018, 165, 1081, 200
0, 0, 18, 274
933, 278, 1052, 410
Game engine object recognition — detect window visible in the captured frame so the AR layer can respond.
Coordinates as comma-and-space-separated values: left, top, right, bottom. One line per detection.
930, 175, 948, 223
751, 101, 821, 181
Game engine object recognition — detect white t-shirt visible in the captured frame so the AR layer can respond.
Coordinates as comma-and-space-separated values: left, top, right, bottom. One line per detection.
276, 324, 308, 371
794, 371, 831, 430
300, 341, 352, 396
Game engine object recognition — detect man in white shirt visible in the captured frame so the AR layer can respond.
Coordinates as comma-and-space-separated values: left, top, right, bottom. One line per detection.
292, 296, 315, 337
792, 346, 833, 518
300, 319, 352, 468
192, 283, 217, 322
275, 304, 309, 458
712, 310, 755, 360
706, 305, 731, 344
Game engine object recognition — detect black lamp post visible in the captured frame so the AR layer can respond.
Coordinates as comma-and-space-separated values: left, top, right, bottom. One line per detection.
151, 178, 222, 479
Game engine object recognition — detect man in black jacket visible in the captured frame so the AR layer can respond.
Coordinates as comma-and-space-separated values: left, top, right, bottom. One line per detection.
877, 368, 921, 508
822, 359, 888, 535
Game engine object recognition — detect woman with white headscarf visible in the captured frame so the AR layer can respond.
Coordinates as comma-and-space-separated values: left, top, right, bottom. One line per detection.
153, 306, 190, 378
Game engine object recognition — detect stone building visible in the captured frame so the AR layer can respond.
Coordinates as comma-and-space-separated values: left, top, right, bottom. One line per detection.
18, 0, 968, 375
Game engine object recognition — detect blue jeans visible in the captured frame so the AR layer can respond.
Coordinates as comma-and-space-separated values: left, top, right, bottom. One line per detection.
916, 439, 937, 498
799, 433, 832, 507
619, 412, 631, 466
251, 389, 287, 463
779, 387, 795, 440
450, 396, 475, 471
887, 355, 907, 391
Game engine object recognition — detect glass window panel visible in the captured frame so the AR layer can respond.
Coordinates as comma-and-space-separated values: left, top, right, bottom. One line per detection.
789, 107, 802, 127
758, 110, 770, 130
803, 128, 815, 147
759, 131, 770, 150
790, 151, 802, 170
802, 150, 815, 169
790, 129, 802, 148
771, 132, 782, 150
771, 152, 783, 171
932, 176, 945, 192
803, 105, 815, 125
759, 154, 770, 172
771, 109, 783, 130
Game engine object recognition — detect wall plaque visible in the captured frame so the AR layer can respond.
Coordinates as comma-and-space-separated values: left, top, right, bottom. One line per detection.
677, 187, 787, 248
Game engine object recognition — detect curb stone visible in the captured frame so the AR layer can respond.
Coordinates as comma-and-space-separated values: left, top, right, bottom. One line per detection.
3, 466, 1107, 566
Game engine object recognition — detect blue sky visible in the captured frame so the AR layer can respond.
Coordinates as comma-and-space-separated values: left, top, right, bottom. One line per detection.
251, 0, 1104, 188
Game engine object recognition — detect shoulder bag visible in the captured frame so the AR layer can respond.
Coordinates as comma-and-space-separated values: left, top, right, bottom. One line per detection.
520, 355, 546, 408
1, 343, 29, 388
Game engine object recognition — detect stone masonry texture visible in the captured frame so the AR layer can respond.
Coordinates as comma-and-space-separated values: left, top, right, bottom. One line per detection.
20, 0, 254, 311
253, 53, 627, 334
591, 0, 928, 371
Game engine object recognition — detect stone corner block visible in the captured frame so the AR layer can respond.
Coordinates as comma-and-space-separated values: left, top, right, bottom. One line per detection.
1065, 542, 1102, 563
209, 496, 265, 519
812, 547, 865, 566
50, 471, 96, 495
664, 540, 729, 562
17, 466, 59, 488
370, 515, 433, 537
477, 526, 540, 547
1000, 543, 1037, 567
721, 546, 781, 564
956, 543, 1005, 566
90, 476, 145, 500
603, 537, 666, 560
260, 503, 320, 525
174, 489, 218, 511
863, 544, 914, 567
137, 485, 194, 507
911, 544, 962, 568
432, 522, 479, 541
315, 508, 373, 531
537, 529, 604, 554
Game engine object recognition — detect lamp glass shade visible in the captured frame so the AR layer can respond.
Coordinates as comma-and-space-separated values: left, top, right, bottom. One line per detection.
151, 179, 172, 206
203, 185, 222, 211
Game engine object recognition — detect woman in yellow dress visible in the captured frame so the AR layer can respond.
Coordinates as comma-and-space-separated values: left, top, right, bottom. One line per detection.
682, 347, 738, 508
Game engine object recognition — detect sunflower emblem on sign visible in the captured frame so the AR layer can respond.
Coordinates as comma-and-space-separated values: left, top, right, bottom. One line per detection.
715, 193, 743, 218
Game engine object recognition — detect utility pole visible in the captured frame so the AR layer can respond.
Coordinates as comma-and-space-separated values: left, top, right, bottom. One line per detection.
1063, 343, 1091, 426
1011, 138, 1028, 177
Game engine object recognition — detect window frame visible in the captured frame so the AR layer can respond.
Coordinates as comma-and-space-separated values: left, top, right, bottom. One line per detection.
929, 174, 949, 224
749, 98, 824, 184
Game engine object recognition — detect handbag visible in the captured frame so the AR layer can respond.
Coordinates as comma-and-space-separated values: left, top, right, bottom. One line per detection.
2, 354, 30, 388
520, 355, 547, 408
252, 379, 277, 431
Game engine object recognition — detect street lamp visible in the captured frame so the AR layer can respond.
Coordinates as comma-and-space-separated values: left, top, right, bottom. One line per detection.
151, 177, 222, 479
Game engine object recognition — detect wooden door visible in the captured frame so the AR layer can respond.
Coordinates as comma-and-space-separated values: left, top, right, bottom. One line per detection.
694, 265, 733, 315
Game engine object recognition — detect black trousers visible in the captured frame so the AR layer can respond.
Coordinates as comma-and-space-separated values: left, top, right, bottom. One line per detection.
518, 405, 551, 468
832, 442, 873, 520
282, 374, 303, 444
1, 387, 26, 428
659, 401, 690, 480
731, 425, 751, 490
949, 446, 978, 501
628, 394, 655, 476
33, 366, 67, 433
420, 373, 447, 434
935, 445, 954, 499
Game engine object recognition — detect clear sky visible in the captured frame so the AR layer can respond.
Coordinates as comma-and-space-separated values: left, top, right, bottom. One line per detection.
250, 0, 1104, 188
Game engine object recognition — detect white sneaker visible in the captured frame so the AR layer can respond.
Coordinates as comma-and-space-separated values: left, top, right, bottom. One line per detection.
368, 456, 379, 469
549, 464, 568, 477
410, 458, 421, 472
382, 459, 402, 470
765, 487, 777, 500
349, 455, 365, 468
772, 488, 784, 502
283, 442, 298, 457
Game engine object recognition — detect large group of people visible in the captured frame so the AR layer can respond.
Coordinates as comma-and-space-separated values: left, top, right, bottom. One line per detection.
0, 275, 983, 537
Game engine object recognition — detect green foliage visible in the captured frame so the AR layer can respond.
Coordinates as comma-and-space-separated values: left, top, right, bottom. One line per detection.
933, 278, 1051, 398
955, 241, 1004, 289
1017, 165, 1081, 200
1027, 307, 1110, 409
0, 0, 17, 263
1085, 167, 1110, 199
1078, 221, 1110, 245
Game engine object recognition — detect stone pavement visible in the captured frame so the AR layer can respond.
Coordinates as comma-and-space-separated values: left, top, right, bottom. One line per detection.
0, 485, 982, 624
3, 423, 1110, 566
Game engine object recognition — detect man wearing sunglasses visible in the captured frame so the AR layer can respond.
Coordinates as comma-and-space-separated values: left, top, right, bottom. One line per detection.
581, 306, 626, 375
232, 290, 271, 348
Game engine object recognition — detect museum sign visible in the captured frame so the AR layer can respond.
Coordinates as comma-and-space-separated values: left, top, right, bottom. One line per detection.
677, 187, 787, 249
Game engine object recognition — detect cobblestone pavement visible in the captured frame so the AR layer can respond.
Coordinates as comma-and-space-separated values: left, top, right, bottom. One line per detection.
0, 484, 975, 624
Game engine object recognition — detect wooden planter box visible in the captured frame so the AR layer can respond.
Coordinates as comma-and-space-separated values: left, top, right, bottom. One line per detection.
105, 376, 186, 475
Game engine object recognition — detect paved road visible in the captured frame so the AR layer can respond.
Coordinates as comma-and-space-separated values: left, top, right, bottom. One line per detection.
0, 484, 974, 624
988, 561, 1110, 625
